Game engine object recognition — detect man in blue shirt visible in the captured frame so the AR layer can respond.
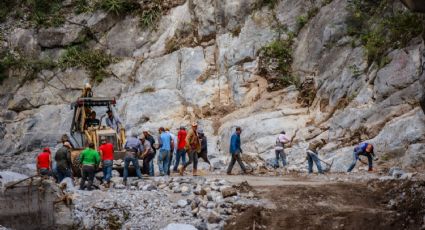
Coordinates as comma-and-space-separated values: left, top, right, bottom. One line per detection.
157, 127, 173, 176
226, 127, 247, 175
347, 142, 375, 172
123, 133, 143, 184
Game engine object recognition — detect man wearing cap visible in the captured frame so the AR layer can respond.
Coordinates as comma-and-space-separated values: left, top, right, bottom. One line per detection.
55, 142, 73, 182
123, 133, 143, 184
158, 127, 173, 176
105, 110, 121, 131
79, 143, 100, 190
227, 127, 247, 175
306, 140, 324, 174
179, 122, 201, 176
99, 136, 114, 187
274, 130, 290, 169
143, 130, 156, 176
139, 135, 154, 175
37, 147, 52, 176
347, 142, 375, 172
85, 111, 100, 128
173, 126, 187, 172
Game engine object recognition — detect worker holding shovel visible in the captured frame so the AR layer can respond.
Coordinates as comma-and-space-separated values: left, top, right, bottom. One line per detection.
306, 140, 324, 174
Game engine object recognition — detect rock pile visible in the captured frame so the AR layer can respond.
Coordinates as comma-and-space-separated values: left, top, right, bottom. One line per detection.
70, 176, 262, 230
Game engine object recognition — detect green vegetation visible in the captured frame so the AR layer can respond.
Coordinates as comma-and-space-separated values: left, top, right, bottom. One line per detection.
259, 0, 279, 9
0, 51, 56, 83
141, 86, 155, 93
296, 7, 319, 31
59, 46, 116, 83
347, 0, 424, 65
139, 2, 163, 29
0, 0, 66, 27
260, 33, 299, 90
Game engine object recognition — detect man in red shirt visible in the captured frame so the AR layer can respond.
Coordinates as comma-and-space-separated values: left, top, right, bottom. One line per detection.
37, 147, 52, 176
173, 126, 187, 172
99, 136, 114, 187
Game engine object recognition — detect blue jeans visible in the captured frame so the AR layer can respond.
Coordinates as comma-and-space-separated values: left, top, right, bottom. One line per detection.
123, 156, 142, 181
173, 149, 187, 171
157, 149, 171, 175
56, 167, 71, 183
307, 151, 323, 173
102, 160, 113, 182
347, 151, 373, 172
274, 149, 287, 168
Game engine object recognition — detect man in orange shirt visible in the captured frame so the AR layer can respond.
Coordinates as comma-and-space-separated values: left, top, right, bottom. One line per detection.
37, 147, 52, 176
99, 136, 114, 187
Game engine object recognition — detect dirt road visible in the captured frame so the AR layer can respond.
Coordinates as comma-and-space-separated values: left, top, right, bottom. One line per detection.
219, 174, 425, 230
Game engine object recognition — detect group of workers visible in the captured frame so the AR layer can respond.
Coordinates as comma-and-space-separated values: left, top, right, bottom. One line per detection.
36, 121, 376, 190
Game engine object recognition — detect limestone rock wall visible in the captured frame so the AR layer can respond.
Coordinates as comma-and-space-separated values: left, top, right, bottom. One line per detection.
0, 0, 424, 172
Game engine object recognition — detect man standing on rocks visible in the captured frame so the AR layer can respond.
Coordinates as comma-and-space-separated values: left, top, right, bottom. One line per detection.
227, 127, 247, 175
99, 136, 114, 188
173, 126, 187, 173
37, 147, 52, 176
139, 134, 154, 175
123, 133, 143, 184
306, 140, 324, 174
274, 130, 290, 169
166, 128, 177, 176
347, 143, 375, 172
143, 130, 156, 176
198, 129, 212, 170
158, 127, 173, 176
79, 143, 100, 190
179, 122, 201, 176
55, 142, 73, 182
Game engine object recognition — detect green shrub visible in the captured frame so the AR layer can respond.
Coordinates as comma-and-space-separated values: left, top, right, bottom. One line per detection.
296, 7, 319, 31
347, 0, 424, 65
0, 51, 56, 83
260, 34, 299, 89
0, 0, 17, 22
59, 47, 116, 82
98, 0, 139, 15
139, 3, 162, 28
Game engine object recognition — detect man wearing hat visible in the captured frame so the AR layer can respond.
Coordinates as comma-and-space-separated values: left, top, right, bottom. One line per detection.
139, 134, 154, 175
143, 130, 156, 176
123, 133, 143, 184
179, 122, 201, 176
55, 142, 73, 182
99, 136, 114, 187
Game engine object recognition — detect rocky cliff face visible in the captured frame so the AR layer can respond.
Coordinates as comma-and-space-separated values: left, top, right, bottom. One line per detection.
1, 0, 424, 173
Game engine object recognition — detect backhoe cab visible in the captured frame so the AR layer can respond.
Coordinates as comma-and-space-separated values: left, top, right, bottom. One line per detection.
69, 96, 127, 176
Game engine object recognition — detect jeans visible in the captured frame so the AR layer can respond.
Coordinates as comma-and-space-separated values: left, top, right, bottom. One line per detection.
198, 151, 211, 165
56, 167, 71, 183
39, 168, 51, 176
227, 152, 246, 173
102, 160, 113, 183
307, 151, 323, 173
80, 165, 95, 190
173, 149, 187, 171
142, 152, 154, 175
347, 151, 373, 172
183, 150, 198, 170
158, 149, 171, 175
167, 150, 174, 176
149, 150, 156, 176
274, 149, 287, 168
123, 156, 142, 181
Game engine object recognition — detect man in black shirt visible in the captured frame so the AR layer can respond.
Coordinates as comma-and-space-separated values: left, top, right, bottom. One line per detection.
85, 111, 100, 128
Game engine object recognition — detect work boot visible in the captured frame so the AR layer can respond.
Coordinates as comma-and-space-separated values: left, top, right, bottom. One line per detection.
123, 180, 127, 186
226, 172, 232, 175
193, 169, 198, 176
368, 168, 373, 172
178, 166, 185, 176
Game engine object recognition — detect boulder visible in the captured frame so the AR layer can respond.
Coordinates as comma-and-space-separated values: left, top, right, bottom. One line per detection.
177, 199, 188, 208
221, 187, 237, 198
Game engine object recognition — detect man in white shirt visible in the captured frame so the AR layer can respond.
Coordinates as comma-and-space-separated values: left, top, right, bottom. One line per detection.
275, 130, 290, 168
